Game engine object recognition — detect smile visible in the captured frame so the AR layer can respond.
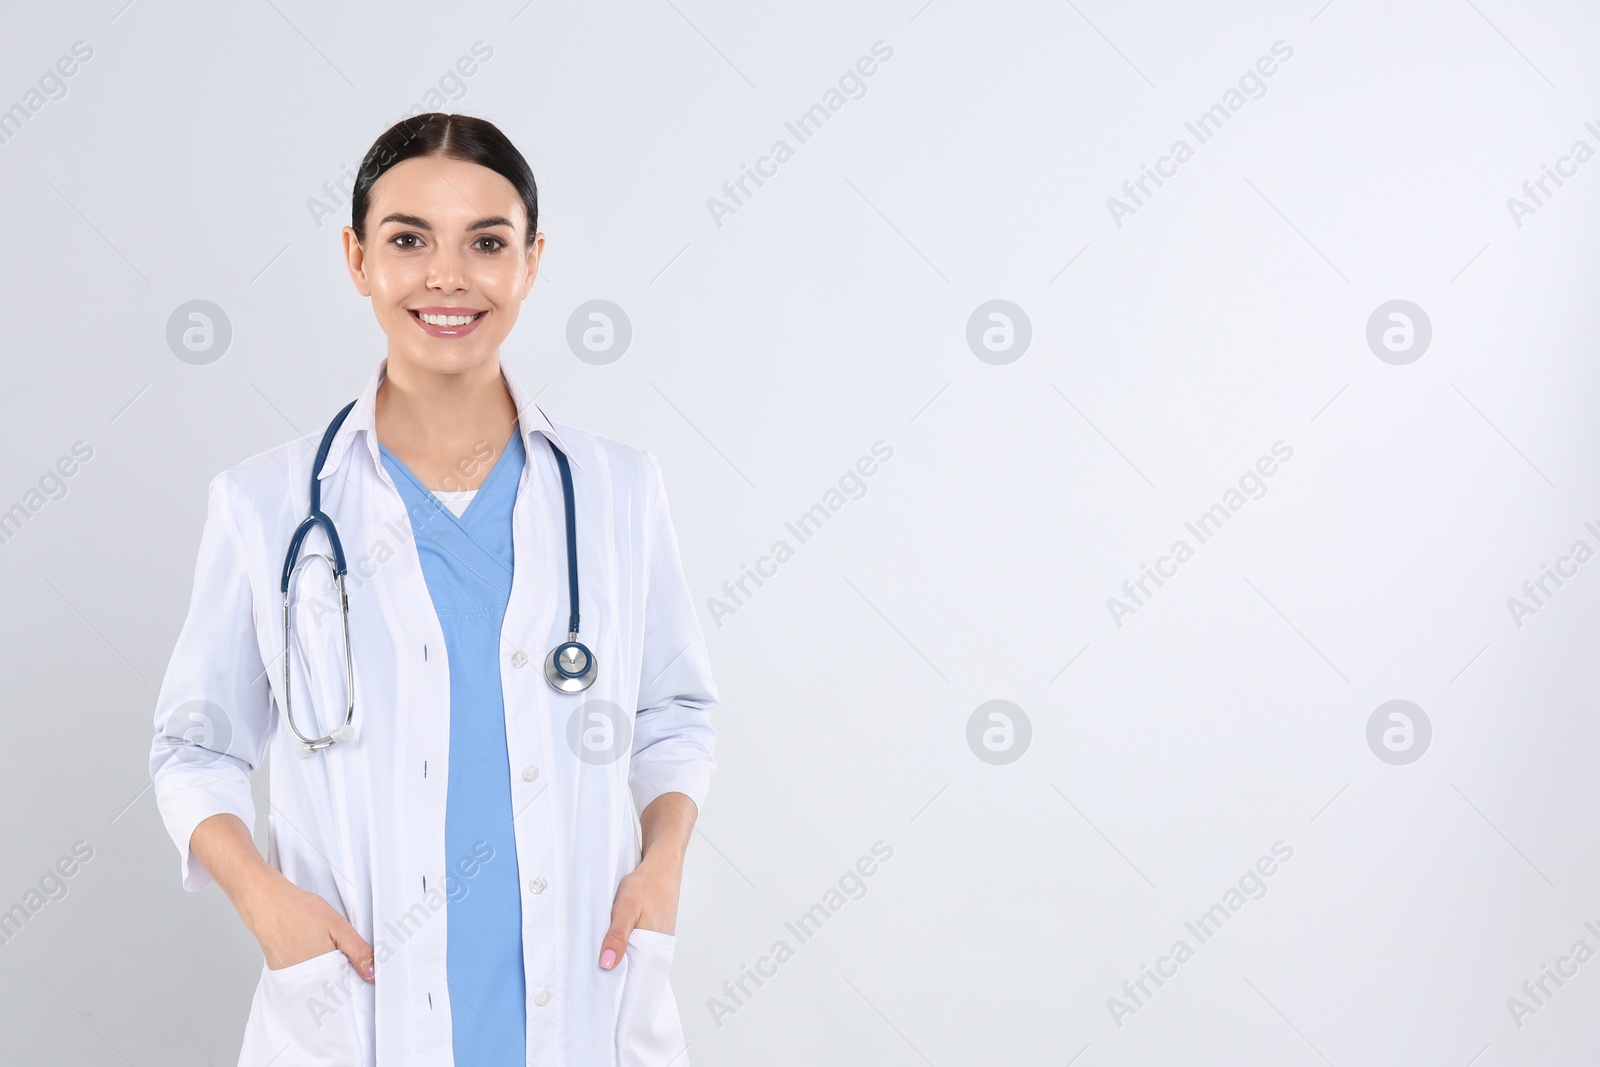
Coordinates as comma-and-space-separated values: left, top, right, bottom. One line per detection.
409, 308, 487, 337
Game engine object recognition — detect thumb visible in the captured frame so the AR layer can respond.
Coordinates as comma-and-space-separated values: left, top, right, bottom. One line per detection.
330, 918, 376, 982
599, 914, 634, 971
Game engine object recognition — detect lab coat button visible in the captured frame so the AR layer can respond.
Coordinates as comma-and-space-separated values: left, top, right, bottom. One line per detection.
534, 989, 552, 1007
521, 765, 539, 782
528, 876, 547, 894
510, 650, 529, 668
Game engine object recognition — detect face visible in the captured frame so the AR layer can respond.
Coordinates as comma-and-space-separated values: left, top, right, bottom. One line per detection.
342, 154, 543, 376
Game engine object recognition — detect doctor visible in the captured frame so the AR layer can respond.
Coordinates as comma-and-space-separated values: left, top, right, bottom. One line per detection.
149, 113, 717, 1066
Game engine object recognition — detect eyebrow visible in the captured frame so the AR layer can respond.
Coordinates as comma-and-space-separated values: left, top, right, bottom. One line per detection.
378, 212, 516, 233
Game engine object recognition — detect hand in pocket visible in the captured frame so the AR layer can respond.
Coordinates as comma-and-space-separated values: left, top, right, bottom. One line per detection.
245, 870, 374, 980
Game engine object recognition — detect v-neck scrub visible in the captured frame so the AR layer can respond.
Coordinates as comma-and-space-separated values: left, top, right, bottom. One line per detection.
379, 429, 529, 1066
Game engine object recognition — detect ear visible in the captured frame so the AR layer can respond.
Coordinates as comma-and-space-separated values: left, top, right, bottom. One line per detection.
342, 226, 372, 297
522, 231, 545, 300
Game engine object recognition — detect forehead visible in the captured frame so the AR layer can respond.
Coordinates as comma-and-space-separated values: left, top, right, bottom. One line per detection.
368, 154, 526, 228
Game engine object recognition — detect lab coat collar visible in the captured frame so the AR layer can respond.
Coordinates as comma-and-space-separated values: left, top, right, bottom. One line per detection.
316, 357, 581, 485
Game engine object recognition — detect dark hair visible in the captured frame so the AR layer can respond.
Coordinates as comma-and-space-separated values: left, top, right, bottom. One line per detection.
349, 113, 539, 248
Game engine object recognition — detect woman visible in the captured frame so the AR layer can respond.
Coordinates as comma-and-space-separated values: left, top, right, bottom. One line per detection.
148, 113, 718, 1066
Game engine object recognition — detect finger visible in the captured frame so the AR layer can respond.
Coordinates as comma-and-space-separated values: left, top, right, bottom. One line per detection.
331, 920, 376, 982
599, 917, 634, 971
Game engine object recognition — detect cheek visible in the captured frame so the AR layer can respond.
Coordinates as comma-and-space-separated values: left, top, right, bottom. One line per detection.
479, 273, 530, 328
483, 263, 530, 307
367, 262, 421, 307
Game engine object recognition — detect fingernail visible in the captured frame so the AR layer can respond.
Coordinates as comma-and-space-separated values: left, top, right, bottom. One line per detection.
600, 948, 616, 969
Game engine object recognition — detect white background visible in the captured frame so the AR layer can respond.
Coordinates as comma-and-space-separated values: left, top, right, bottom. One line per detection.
2, 1, 1598, 1064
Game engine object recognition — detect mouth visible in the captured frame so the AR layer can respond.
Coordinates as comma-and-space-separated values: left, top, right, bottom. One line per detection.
408, 308, 487, 338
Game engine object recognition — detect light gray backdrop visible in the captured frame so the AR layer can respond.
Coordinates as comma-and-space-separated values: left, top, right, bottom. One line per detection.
3, 0, 1598, 1064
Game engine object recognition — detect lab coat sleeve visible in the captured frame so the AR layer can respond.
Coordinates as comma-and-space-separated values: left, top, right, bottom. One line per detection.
629, 451, 718, 819
148, 471, 273, 893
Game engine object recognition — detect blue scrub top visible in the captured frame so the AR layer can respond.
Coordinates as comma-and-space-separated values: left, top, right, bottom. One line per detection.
379, 428, 528, 1066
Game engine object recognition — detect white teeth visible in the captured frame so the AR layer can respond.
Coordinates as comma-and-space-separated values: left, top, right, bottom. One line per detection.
418, 312, 479, 327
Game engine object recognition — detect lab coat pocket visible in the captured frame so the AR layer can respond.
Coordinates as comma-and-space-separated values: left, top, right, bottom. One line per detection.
616, 928, 689, 1067
237, 948, 373, 1067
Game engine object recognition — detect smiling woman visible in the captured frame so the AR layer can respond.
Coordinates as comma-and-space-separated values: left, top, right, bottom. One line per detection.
343, 115, 544, 393
151, 112, 717, 1067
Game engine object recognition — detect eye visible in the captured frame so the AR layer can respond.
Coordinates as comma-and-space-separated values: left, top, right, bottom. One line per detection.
389, 232, 423, 250
474, 235, 506, 253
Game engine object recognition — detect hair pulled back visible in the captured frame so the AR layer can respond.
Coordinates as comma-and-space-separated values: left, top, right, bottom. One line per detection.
350, 113, 539, 248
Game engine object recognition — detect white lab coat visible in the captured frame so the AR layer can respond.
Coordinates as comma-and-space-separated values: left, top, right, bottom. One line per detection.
148, 358, 717, 1067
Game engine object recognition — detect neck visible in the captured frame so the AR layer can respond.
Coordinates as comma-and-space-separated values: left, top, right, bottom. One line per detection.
374, 356, 517, 490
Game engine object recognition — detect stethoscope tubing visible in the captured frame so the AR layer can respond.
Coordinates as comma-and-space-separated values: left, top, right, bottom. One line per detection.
279, 398, 596, 754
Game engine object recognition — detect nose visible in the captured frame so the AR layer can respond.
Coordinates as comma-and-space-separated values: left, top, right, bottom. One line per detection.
425, 242, 469, 293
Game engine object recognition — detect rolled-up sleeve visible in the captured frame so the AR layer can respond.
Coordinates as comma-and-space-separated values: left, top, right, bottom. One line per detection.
149, 472, 273, 892
629, 451, 718, 818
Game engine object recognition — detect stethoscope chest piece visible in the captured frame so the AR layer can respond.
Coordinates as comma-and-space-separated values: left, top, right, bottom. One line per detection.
545, 638, 597, 693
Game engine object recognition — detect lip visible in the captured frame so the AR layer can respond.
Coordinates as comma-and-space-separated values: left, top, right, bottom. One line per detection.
408, 307, 487, 338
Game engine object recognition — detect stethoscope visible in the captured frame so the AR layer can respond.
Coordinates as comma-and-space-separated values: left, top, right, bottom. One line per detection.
279, 399, 597, 755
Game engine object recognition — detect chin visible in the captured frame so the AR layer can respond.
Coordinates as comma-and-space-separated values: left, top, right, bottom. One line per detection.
390, 345, 496, 375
